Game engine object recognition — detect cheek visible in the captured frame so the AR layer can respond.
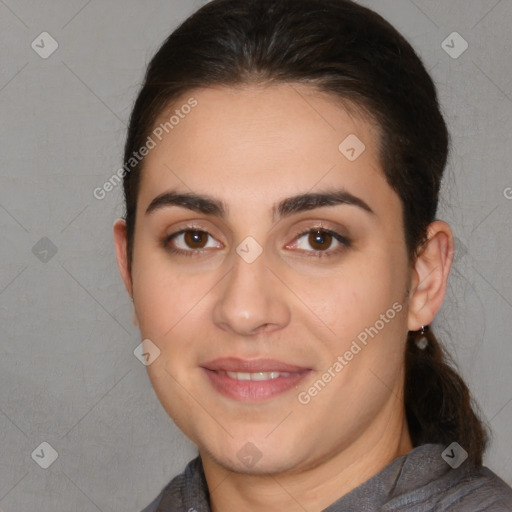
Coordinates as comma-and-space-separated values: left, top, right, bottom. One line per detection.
131, 247, 218, 372
131, 243, 191, 337
290, 252, 404, 344
134, 271, 203, 339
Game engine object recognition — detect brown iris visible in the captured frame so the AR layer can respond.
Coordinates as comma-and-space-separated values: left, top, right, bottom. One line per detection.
308, 230, 333, 251
184, 230, 208, 249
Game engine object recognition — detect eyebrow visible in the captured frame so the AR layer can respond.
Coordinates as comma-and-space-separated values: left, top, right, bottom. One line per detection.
145, 188, 375, 220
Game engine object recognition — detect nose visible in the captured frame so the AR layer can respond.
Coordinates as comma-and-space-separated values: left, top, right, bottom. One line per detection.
212, 249, 291, 337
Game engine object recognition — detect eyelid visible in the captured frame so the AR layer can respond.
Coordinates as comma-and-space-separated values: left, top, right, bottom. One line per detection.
163, 220, 222, 242
285, 226, 351, 255
162, 222, 351, 260
163, 225, 224, 254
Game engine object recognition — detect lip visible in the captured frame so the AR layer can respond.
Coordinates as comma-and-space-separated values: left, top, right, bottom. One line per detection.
201, 357, 309, 373
200, 357, 312, 402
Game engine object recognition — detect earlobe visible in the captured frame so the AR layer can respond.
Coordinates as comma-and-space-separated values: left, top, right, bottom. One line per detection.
407, 220, 454, 331
113, 218, 133, 298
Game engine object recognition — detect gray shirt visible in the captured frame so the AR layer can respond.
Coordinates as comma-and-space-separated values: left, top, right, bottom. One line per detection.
141, 443, 512, 511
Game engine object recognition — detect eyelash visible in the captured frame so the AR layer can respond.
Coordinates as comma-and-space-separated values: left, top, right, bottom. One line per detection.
162, 226, 351, 258
291, 227, 351, 257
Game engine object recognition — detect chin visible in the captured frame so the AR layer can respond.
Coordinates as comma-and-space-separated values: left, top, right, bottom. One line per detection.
206, 445, 300, 476
196, 427, 309, 475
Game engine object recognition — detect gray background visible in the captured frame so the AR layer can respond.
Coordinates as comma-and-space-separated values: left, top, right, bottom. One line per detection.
0, 0, 511, 510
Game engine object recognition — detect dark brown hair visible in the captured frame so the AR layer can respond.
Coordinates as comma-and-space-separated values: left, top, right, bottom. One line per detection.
122, 0, 488, 464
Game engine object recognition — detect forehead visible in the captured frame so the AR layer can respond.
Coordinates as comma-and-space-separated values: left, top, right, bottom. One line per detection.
136, 83, 395, 217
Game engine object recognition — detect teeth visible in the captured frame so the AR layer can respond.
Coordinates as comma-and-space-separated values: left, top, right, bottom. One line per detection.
225, 371, 291, 381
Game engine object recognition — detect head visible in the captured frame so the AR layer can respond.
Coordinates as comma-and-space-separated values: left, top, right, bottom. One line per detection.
114, 0, 487, 473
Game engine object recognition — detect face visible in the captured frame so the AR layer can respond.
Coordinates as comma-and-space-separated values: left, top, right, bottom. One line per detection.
121, 84, 414, 474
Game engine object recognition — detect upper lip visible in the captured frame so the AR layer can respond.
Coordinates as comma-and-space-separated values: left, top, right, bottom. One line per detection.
201, 357, 310, 373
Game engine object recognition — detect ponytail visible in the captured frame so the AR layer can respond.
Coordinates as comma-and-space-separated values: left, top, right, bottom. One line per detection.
404, 326, 489, 466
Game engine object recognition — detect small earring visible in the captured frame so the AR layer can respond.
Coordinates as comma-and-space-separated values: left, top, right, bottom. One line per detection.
415, 325, 428, 350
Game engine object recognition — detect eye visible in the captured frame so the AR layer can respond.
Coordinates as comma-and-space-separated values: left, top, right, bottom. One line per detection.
164, 229, 222, 256
163, 226, 349, 258
288, 228, 350, 257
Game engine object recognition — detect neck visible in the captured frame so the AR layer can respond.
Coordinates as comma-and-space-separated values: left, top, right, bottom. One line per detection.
202, 398, 413, 512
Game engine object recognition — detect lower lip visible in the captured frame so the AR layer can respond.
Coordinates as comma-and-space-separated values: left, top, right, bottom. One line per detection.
202, 368, 311, 402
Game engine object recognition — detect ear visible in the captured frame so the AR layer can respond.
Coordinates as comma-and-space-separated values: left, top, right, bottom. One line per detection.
407, 220, 454, 331
113, 219, 139, 327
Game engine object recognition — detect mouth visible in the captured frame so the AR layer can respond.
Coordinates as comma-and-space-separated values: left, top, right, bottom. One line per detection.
223, 370, 295, 380
200, 357, 312, 402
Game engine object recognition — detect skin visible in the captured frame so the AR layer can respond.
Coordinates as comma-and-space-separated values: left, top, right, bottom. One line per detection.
114, 83, 454, 512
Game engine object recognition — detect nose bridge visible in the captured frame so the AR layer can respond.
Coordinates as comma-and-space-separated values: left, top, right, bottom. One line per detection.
212, 247, 290, 335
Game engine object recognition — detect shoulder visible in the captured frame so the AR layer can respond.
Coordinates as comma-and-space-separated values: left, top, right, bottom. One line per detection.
435, 466, 512, 511
383, 444, 512, 511
390, 464, 512, 511
139, 457, 208, 512
140, 494, 162, 512
139, 474, 186, 512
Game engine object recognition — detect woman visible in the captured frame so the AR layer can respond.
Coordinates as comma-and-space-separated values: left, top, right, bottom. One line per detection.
113, 0, 512, 510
